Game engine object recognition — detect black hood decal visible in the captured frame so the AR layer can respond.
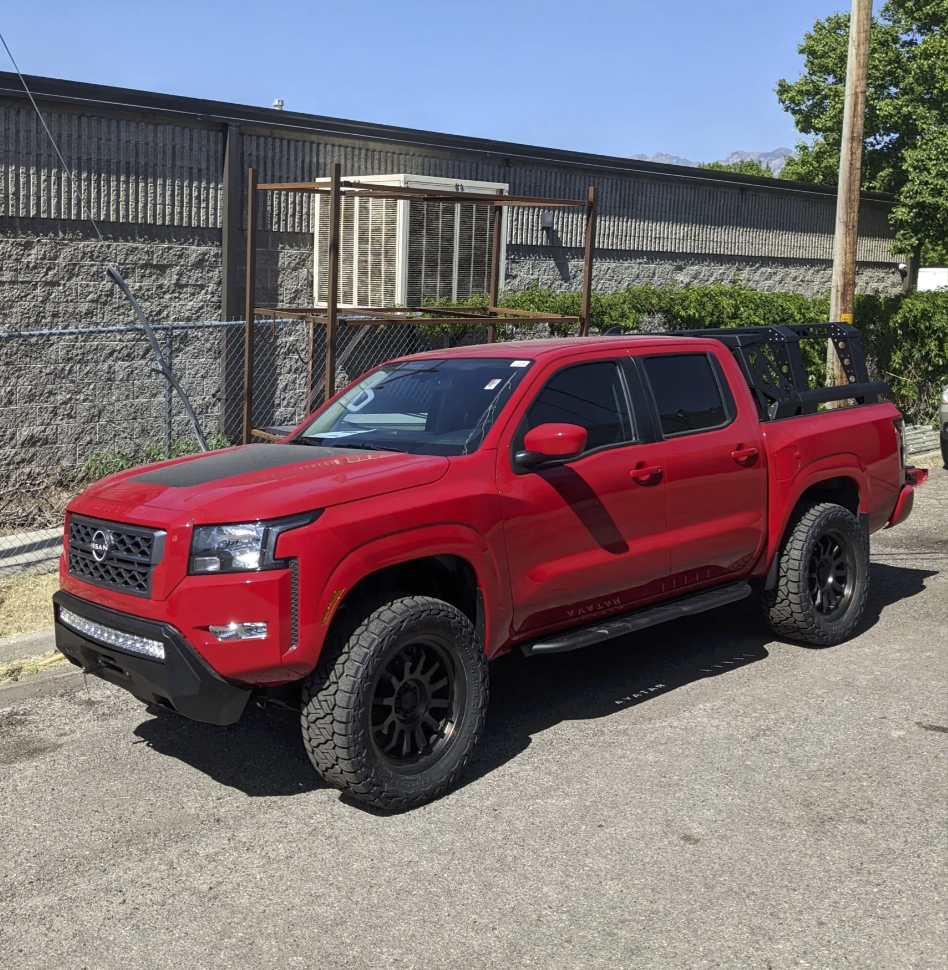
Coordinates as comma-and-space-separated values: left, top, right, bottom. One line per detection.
132, 444, 368, 488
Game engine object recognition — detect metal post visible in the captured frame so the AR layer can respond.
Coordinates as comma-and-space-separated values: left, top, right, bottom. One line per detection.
220, 124, 242, 442
580, 186, 598, 336
164, 326, 173, 458
221, 126, 242, 322
305, 319, 316, 412
828, 0, 872, 389
242, 167, 258, 444
488, 190, 504, 343
324, 162, 341, 404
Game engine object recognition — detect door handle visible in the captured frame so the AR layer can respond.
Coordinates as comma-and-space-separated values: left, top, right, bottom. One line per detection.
731, 447, 759, 466
630, 463, 663, 484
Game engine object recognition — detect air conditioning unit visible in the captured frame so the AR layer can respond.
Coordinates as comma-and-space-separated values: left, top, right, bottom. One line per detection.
313, 174, 508, 308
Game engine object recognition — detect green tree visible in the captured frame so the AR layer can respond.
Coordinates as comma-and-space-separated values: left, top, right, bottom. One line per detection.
698, 159, 774, 177
776, 0, 948, 262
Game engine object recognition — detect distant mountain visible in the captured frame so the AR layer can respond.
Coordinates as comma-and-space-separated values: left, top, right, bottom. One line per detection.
720, 148, 794, 175
630, 147, 795, 176
628, 151, 697, 168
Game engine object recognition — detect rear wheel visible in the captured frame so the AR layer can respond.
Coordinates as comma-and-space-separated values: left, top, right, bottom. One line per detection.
940, 434, 947, 470
301, 595, 489, 810
762, 502, 868, 646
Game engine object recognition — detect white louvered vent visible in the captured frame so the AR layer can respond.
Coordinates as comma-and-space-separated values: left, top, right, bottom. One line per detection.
314, 174, 507, 308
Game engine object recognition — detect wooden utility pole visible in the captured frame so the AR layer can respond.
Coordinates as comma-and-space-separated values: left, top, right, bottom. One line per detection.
828, 0, 872, 387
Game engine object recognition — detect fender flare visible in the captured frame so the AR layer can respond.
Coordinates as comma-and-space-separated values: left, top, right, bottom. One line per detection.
762, 455, 869, 590
303, 523, 511, 664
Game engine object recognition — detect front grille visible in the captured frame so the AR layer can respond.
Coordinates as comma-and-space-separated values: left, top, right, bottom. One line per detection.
68, 515, 165, 596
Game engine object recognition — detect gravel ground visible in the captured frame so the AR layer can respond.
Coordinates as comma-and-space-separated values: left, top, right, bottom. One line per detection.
1, 469, 945, 970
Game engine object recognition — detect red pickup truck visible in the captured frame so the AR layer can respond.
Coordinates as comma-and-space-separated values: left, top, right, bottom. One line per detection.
54, 324, 925, 809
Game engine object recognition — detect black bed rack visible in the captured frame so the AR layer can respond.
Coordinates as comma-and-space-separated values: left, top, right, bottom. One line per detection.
672, 322, 889, 421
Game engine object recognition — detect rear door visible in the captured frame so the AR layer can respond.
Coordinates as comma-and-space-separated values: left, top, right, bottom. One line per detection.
497, 356, 669, 636
637, 350, 766, 587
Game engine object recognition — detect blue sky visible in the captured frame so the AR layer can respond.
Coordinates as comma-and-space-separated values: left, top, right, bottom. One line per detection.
1, 0, 874, 162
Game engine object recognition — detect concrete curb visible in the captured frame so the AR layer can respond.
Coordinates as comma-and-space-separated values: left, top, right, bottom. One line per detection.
0, 664, 83, 708
0, 528, 62, 577
0, 629, 56, 664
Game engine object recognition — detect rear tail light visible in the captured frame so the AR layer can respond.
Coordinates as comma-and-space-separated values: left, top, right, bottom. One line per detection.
893, 418, 906, 473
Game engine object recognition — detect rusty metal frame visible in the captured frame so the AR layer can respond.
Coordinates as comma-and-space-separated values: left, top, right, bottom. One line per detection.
243, 164, 598, 441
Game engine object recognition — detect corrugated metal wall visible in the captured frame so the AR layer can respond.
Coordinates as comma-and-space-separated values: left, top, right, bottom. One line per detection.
240, 127, 893, 262
1, 98, 897, 265
0, 102, 222, 227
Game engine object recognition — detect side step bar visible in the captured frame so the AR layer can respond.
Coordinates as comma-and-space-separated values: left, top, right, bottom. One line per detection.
521, 581, 752, 656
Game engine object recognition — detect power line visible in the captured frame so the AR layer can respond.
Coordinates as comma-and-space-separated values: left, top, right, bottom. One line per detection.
0, 30, 209, 450
0, 30, 103, 241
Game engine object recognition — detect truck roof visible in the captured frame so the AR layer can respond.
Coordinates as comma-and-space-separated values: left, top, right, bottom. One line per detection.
398, 334, 689, 361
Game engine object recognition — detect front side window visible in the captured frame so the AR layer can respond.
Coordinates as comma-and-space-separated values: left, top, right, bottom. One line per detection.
295, 357, 533, 456
643, 354, 729, 436
519, 360, 634, 453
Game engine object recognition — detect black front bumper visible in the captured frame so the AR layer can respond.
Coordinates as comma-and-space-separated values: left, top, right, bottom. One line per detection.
53, 591, 252, 725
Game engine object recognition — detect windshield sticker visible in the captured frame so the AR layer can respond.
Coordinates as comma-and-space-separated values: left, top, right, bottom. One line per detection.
484, 378, 502, 390
510, 360, 531, 368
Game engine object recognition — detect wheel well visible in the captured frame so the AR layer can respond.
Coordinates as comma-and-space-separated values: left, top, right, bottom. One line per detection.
339, 555, 480, 624
763, 477, 861, 591
795, 476, 861, 518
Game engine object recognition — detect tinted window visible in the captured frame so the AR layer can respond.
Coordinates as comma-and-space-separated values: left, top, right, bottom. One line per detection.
644, 354, 729, 436
523, 361, 633, 452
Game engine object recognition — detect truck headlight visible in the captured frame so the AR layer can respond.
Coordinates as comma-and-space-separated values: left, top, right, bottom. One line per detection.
190, 512, 319, 574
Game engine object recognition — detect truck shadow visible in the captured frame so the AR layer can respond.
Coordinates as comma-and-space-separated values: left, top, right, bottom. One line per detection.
131, 561, 935, 802
460, 602, 771, 792
132, 699, 323, 797
460, 560, 937, 794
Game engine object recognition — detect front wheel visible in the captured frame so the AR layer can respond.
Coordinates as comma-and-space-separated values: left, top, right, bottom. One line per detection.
301, 595, 489, 810
761, 502, 869, 646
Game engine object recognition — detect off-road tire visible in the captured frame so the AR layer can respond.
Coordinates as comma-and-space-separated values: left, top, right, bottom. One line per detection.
301, 595, 489, 810
761, 502, 869, 646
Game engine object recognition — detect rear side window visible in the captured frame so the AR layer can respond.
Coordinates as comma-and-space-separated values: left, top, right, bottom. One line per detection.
522, 360, 634, 452
643, 354, 729, 436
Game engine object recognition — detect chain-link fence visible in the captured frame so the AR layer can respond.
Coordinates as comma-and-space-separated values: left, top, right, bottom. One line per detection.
0, 315, 574, 574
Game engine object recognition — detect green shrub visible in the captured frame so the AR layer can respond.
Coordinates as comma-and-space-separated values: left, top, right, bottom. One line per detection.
80, 450, 136, 481
862, 290, 948, 424
80, 434, 234, 484
421, 282, 947, 425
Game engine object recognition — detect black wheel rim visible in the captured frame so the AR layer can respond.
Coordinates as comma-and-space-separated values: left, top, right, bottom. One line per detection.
369, 637, 463, 775
807, 528, 856, 619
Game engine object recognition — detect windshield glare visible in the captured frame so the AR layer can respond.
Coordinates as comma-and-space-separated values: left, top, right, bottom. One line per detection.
296, 357, 533, 456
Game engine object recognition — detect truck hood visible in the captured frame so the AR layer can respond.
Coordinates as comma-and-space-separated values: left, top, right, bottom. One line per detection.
71, 445, 449, 523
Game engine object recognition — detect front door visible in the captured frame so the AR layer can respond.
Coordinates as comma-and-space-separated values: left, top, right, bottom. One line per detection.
497, 357, 670, 636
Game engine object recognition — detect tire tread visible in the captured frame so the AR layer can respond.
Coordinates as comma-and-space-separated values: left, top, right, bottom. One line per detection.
762, 501, 868, 646
301, 594, 488, 810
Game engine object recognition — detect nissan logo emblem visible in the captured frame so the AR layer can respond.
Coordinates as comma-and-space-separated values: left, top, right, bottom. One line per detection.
90, 529, 112, 562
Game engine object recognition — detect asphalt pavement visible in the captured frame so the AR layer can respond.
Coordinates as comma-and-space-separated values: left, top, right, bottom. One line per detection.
1, 469, 945, 970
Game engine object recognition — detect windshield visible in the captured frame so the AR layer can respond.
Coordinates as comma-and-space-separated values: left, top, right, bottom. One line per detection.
294, 357, 534, 456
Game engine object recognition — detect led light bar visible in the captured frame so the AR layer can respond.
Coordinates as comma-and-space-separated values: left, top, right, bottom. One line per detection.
58, 606, 165, 662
